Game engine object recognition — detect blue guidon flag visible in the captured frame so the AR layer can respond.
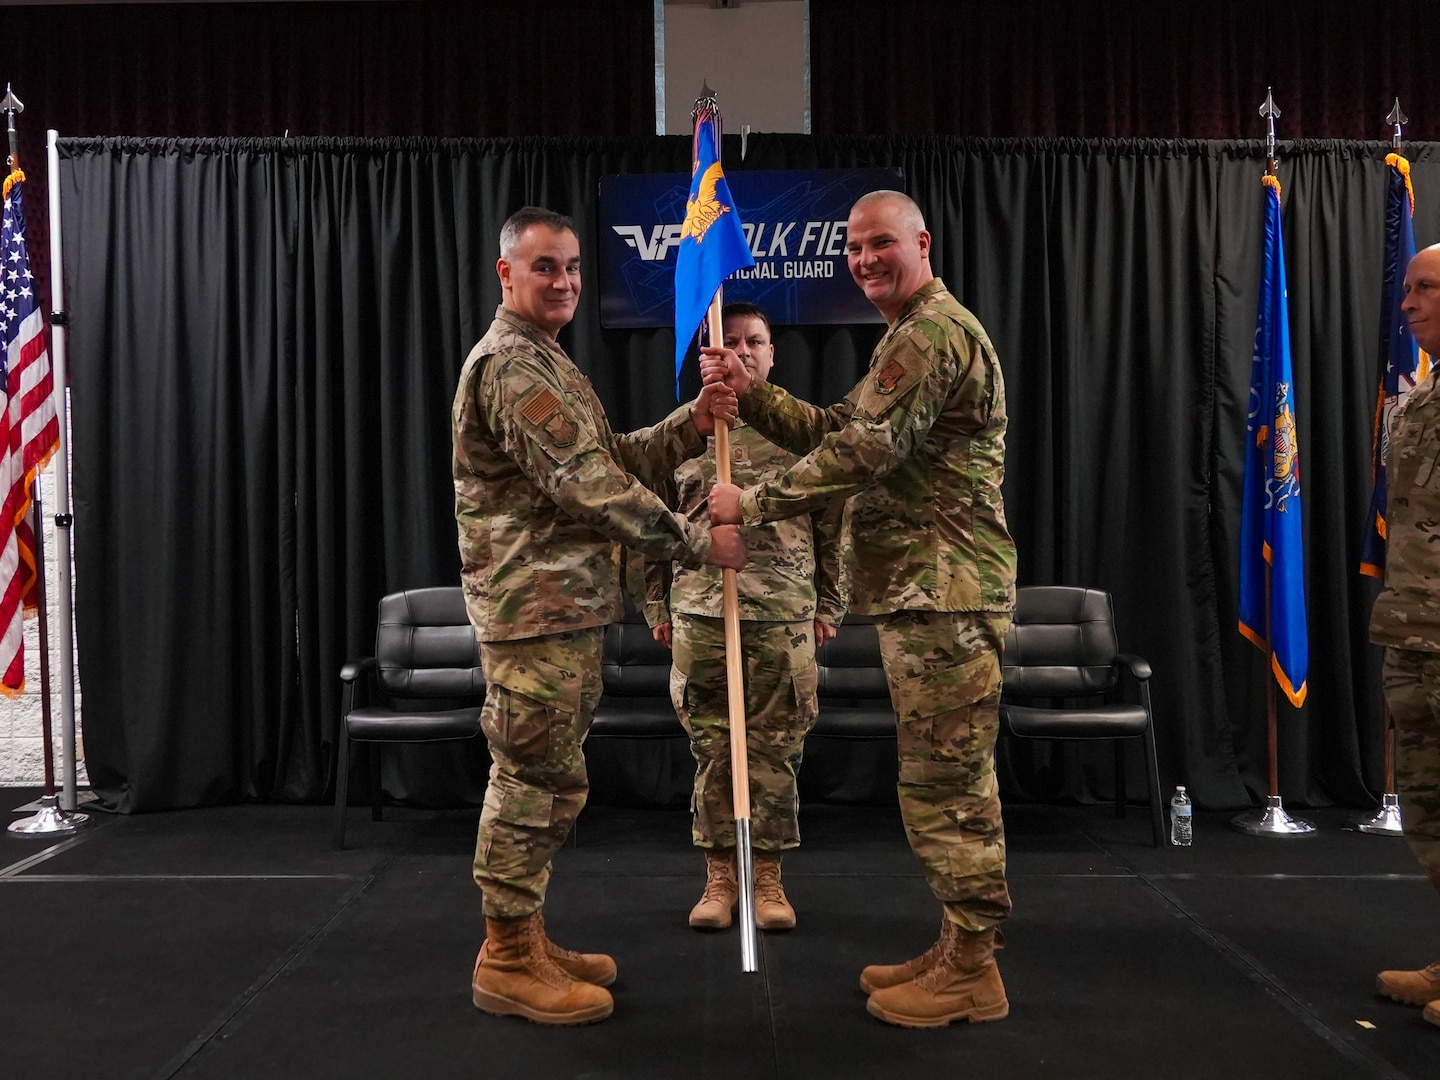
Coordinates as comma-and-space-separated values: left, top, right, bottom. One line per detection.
1360, 152, 1431, 578
1238, 173, 1308, 709
672, 96, 754, 397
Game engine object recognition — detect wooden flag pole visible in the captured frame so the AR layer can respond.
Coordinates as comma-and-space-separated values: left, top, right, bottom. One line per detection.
707, 296, 758, 972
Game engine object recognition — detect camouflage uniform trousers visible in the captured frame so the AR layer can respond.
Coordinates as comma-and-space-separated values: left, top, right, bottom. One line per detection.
875, 609, 1012, 932
1382, 647, 1440, 896
472, 626, 604, 919
670, 612, 819, 851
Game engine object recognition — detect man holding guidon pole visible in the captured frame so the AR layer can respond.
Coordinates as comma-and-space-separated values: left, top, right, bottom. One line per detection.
456, 206, 744, 1025
705, 190, 1017, 1027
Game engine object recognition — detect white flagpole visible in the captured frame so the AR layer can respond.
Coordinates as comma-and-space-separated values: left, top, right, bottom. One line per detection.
46, 128, 81, 814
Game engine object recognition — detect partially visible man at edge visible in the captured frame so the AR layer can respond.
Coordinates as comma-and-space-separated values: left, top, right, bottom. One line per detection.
453, 206, 745, 1026
702, 190, 1016, 1029
1372, 241, 1440, 1027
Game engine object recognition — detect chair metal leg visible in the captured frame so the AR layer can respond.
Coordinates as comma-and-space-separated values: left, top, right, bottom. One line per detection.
1114, 740, 1127, 819
370, 743, 383, 822
333, 724, 351, 850
1142, 718, 1164, 848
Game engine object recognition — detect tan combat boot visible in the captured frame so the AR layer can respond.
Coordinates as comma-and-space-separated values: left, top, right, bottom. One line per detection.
1377, 961, 1440, 1005
860, 921, 1005, 994
754, 853, 796, 931
479, 911, 616, 987
865, 920, 1008, 1028
689, 849, 738, 929
1425, 1001, 1440, 1028
471, 912, 614, 1025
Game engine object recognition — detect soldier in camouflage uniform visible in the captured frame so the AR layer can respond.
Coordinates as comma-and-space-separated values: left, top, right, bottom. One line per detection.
1372, 242, 1440, 1027
454, 207, 745, 1026
645, 303, 849, 933
704, 191, 1016, 1028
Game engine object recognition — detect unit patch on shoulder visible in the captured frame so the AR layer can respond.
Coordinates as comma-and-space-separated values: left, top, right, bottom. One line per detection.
874, 358, 908, 395
519, 386, 579, 448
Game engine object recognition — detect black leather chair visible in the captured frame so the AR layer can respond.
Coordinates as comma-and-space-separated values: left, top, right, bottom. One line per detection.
999, 586, 1164, 846
804, 615, 899, 804
334, 587, 486, 848
585, 612, 692, 808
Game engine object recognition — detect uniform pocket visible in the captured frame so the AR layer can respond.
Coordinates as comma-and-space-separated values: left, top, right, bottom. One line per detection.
480, 648, 583, 765
891, 650, 1000, 720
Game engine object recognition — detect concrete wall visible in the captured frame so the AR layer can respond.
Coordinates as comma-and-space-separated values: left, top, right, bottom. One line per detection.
661, 0, 808, 137
0, 445, 86, 789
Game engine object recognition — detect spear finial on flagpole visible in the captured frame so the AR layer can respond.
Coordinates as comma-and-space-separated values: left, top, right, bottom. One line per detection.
1, 85, 24, 172
1259, 87, 1280, 177
693, 82, 718, 120
1387, 98, 1408, 151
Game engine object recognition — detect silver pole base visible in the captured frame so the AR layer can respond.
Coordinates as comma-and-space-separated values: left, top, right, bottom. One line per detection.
1355, 793, 1404, 835
734, 817, 758, 973
8, 793, 89, 836
1231, 795, 1315, 836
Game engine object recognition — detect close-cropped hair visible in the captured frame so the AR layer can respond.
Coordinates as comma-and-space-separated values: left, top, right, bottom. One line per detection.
721, 301, 771, 335
852, 189, 926, 234
499, 207, 576, 258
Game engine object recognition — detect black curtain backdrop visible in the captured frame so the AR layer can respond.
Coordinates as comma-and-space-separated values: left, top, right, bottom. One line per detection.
58, 135, 1440, 813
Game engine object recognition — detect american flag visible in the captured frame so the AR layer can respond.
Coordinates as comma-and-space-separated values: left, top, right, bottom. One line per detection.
0, 167, 58, 696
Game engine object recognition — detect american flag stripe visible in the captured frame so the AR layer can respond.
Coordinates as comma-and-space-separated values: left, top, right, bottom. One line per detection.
0, 168, 59, 696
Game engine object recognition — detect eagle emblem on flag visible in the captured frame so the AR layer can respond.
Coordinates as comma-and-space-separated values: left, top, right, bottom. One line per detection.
681, 161, 732, 245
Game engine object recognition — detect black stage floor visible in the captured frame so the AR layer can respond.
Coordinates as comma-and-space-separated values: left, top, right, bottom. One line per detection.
3, 794, 1436, 1079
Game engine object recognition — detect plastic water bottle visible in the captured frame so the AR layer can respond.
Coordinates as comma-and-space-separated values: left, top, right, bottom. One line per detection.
1170, 786, 1193, 847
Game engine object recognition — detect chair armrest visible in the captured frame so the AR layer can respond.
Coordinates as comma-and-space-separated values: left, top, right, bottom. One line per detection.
340, 656, 377, 684
1114, 653, 1151, 681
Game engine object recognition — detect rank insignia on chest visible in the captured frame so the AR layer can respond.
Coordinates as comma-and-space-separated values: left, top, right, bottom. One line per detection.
874, 358, 907, 395
731, 445, 749, 463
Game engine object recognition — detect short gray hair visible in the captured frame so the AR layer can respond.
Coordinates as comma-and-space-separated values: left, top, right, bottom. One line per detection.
499, 207, 576, 258
851, 189, 925, 234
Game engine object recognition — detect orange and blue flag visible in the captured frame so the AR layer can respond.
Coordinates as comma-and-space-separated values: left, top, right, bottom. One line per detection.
1239, 174, 1308, 708
673, 102, 753, 397
1360, 153, 1431, 578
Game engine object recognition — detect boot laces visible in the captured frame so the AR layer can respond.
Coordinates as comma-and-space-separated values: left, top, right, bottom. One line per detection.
534, 913, 585, 963
755, 861, 785, 904
520, 917, 576, 990
915, 922, 977, 991
701, 857, 736, 903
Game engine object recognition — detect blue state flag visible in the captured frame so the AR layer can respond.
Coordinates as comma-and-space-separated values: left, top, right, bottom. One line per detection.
673, 109, 754, 396
1361, 153, 1431, 577
1239, 175, 1308, 708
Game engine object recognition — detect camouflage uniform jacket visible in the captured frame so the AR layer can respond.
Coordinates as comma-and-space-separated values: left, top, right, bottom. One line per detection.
453, 305, 714, 641
735, 279, 1016, 616
643, 420, 849, 627
1371, 370, 1440, 651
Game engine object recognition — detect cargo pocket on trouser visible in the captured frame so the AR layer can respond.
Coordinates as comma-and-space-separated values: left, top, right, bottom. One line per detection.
673, 622, 738, 844
891, 651, 1008, 906
474, 645, 590, 917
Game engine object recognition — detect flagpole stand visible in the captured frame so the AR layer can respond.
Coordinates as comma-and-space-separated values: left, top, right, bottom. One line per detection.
1231, 795, 1315, 836
1355, 793, 1404, 835
8, 792, 88, 836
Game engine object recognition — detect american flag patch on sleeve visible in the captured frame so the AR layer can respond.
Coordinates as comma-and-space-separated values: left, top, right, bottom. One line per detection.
520, 387, 562, 425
